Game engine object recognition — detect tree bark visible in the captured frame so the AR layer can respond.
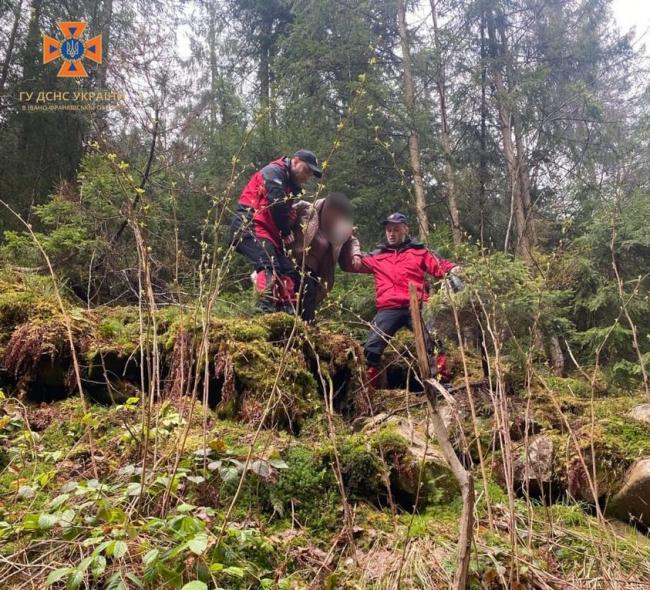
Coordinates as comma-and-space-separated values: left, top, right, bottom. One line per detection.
208, 7, 217, 135
486, 6, 533, 263
259, 12, 272, 114
0, 0, 23, 98
429, 0, 461, 245
549, 334, 565, 376
396, 0, 429, 240
479, 6, 488, 250
487, 6, 565, 375
98, 0, 112, 88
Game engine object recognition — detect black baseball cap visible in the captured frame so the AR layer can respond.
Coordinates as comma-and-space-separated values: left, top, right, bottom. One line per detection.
293, 149, 322, 178
382, 212, 408, 225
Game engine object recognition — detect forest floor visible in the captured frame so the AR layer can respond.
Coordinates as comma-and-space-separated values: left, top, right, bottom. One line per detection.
1, 272, 650, 589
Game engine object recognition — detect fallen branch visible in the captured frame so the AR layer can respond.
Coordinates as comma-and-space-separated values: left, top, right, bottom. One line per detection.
408, 282, 474, 590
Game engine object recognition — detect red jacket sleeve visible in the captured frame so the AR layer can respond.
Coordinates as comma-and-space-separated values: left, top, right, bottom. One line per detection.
423, 250, 456, 279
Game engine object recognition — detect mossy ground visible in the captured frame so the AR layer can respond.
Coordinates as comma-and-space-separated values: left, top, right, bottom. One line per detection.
2, 391, 649, 589
1, 273, 650, 588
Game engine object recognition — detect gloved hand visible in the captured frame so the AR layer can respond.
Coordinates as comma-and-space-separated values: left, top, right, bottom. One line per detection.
448, 266, 464, 292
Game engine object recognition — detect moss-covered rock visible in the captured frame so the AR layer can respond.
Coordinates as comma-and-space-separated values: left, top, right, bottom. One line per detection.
216, 337, 320, 431
1, 302, 364, 431
371, 422, 458, 507
607, 458, 650, 526
307, 328, 365, 415
339, 434, 384, 500
270, 445, 339, 529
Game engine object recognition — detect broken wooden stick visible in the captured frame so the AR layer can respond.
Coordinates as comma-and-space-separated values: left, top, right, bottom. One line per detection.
408, 282, 474, 590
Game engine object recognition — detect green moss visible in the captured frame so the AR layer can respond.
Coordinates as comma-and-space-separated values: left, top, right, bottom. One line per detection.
371, 428, 410, 456
593, 394, 646, 421
210, 317, 270, 342
270, 446, 338, 529
258, 312, 300, 341
593, 417, 650, 462
222, 338, 320, 430
372, 427, 459, 506
339, 435, 383, 499
399, 500, 464, 538
545, 375, 593, 398
92, 307, 151, 356
0, 271, 62, 340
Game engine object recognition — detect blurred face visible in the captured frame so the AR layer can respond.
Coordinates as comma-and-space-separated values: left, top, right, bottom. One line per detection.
321, 203, 346, 232
385, 222, 408, 245
321, 204, 353, 243
291, 157, 314, 185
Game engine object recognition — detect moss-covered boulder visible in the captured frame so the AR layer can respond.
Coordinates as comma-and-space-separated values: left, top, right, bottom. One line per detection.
507, 433, 559, 498
607, 458, 650, 526
1, 299, 369, 432
358, 415, 459, 507
213, 336, 320, 430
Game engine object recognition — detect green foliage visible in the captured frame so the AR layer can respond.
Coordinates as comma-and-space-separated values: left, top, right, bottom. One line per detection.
339, 434, 384, 499
562, 191, 650, 376
0, 0, 649, 586
269, 445, 339, 528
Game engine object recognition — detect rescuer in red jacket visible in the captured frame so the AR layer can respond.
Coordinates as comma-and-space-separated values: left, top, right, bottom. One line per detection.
229, 150, 322, 312
347, 212, 462, 388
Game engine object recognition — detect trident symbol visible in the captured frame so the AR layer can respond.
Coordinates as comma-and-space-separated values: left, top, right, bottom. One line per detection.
43, 21, 102, 78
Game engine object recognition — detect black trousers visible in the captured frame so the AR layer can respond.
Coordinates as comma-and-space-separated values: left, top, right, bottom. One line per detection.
231, 206, 297, 277
300, 271, 320, 323
364, 308, 413, 368
230, 207, 320, 321
231, 207, 302, 312
364, 306, 451, 385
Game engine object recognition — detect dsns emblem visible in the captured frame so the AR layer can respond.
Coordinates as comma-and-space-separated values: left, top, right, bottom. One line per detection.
43, 21, 102, 78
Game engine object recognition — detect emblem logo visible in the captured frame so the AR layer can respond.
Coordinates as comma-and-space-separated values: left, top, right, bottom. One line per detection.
43, 21, 102, 78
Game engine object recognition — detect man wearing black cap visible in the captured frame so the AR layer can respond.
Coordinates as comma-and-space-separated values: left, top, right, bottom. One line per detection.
229, 150, 322, 312
346, 212, 462, 388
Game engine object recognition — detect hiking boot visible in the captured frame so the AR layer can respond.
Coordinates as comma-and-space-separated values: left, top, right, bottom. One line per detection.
366, 366, 380, 390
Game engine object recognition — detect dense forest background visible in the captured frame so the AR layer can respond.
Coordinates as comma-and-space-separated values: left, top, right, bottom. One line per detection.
0, 0, 650, 588
0, 0, 648, 384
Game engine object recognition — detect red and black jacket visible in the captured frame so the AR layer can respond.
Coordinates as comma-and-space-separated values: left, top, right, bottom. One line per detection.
346, 238, 456, 309
236, 157, 302, 247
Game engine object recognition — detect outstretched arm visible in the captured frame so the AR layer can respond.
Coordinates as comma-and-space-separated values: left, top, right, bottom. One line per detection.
339, 235, 374, 274
423, 250, 457, 279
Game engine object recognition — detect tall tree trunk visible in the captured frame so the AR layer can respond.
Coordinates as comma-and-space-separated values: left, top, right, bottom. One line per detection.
22, 0, 42, 83
396, 0, 429, 240
94, 0, 112, 135
487, 5, 564, 373
259, 13, 272, 114
208, 8, 218, 136
514, 115, 536, 246
486, 6, 533, 263
92, 0, 113, 88
479, 5, 488, 250
429, 0, 461, 245
0, 0, 23, 97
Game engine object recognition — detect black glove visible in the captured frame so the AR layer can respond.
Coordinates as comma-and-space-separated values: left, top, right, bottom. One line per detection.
448, 267, 464, 293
